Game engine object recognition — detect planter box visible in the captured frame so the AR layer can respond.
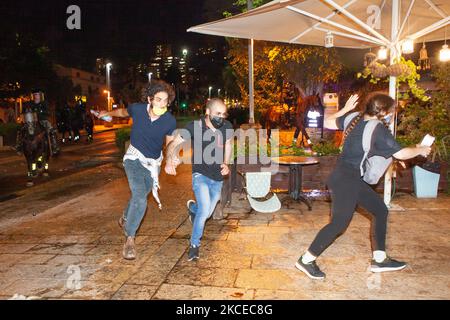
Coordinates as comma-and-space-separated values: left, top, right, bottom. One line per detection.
412, 165, 440, 198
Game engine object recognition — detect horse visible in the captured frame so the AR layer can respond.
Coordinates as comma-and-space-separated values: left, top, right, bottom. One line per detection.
263, 104, 292, 142
292, 94, 325, 147
21, 110, 51, 187
84, 111, 94, 143
56, 104, 74, 143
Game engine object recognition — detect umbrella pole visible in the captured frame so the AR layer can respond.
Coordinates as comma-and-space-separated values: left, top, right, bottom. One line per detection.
248, 0, 255, 124
249, 38, 255, 124
384, 0, 400, 207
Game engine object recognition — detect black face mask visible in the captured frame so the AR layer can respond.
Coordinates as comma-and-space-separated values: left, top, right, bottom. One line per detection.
209, 115, 225, 129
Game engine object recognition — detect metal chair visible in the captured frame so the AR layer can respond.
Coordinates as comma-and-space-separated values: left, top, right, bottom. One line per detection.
240, 171, 281, 213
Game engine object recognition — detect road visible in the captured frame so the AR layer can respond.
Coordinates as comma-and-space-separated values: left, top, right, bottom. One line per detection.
0, 130, 123, 202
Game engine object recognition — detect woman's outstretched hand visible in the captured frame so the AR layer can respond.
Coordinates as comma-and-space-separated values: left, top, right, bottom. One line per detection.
344, 94, 359, 112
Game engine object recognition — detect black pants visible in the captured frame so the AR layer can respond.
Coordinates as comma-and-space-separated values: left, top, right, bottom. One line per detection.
308, 161, 389, 257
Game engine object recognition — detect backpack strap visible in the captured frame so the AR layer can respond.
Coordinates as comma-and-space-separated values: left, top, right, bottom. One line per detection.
360, 119, 381, 176
343, 112, 360, 130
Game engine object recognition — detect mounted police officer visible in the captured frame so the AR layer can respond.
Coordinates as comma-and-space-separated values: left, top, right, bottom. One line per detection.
16, 89, 60, 155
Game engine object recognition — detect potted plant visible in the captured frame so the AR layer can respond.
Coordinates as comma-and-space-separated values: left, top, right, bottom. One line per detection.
397, 63, 450, 197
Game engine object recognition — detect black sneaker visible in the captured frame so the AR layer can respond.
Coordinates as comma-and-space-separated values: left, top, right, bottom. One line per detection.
295, 256, 326, 280
186, 200, 196, 224
188, 245, 199, 261
370, 257, 407, 273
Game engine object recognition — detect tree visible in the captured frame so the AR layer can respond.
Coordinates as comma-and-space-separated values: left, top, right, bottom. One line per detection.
268, 45, 343, 97
223, 0, 344, 121
0, 32, 78, 108
397, 63, 450, 151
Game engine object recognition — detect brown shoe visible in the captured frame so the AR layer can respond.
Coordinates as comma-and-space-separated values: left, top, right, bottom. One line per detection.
122, 237, 136, 260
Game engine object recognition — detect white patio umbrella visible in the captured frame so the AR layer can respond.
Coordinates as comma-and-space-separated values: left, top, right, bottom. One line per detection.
188, 0, 450, 205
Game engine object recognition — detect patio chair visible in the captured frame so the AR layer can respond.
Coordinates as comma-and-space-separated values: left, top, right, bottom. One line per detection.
240, 171, 281, 213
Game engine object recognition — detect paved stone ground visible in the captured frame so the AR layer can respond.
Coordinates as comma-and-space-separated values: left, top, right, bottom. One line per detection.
0, 163, 449, 300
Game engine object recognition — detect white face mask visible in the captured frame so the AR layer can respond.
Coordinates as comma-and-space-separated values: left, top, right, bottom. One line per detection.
383, 114, 393, 123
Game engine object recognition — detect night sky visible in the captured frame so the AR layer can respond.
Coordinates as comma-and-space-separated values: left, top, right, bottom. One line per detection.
0, 0, 234, 70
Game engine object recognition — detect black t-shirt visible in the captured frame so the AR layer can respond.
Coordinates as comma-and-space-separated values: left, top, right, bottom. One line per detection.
337, 114, 402, 170
183, 117, 234, 181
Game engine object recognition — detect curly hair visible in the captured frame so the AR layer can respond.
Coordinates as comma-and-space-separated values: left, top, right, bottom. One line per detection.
140, 79, 175, 104
342, 93, 394, 144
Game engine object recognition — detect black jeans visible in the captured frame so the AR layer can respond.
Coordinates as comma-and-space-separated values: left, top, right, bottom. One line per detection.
308, 161, 389, 257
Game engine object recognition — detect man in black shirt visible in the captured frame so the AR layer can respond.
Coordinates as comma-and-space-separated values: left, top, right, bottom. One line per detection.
165, 98, 234, 261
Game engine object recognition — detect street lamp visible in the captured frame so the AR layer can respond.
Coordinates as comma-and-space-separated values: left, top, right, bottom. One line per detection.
182, 48, 188, 57
218, 88, 221, 97
106, 62, 112, 92
148, 72, 153, 83
103, 90, 111, 112
208, 86, 212, 100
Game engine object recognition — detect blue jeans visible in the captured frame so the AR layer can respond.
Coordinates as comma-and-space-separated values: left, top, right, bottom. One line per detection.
189, 173, 223, 247
123, 159, 153, 237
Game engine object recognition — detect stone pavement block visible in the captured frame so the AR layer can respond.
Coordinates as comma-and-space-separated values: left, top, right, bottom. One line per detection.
252, 255, 299, 270
401, 258, 450, 276
365, 274, 450, 299
235, 226, 291, 235
62, 280, 124, 300
254, 289, 367, 300
243, 213, 276, 221
95, 235, 127, 245
262, 231, 318, 247
238, 220, 269, 227
166, 266, 238, 287
0, 277, 19, 292
253, 289, 313, 300
126, 265, 174, 286
241, 241, 290, 256
388, 244, 450, 260
235, 269, 298, 291
227, 233, 264, 242
3, 263, 86, 280
111, 284, 158, 300
0, 278, 68, 299
0, 234, 45, 244
27, 243, 95, 255
41, 235, 101, 245
235, 268, 371, 293
13, 254, 56, 265
0, 244, 37, 254
178, 250, 253, 269
45, 254, 114, 267
152, 238, 189, 262
88, 265, 136, 283
152, 284, 255, 300
0, 254, 27, 266
282, 220, 317, 230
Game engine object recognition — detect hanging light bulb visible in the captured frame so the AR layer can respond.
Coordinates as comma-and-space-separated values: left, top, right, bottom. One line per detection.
378, 46, 388, 60
440, 26, 450, 62
440, 44, 450, 62
325, 31, 334, 48
401, 38, 414, 54
418, 42, 430, 70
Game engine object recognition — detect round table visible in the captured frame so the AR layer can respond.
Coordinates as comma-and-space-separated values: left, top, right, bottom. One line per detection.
271, 156, 319, 210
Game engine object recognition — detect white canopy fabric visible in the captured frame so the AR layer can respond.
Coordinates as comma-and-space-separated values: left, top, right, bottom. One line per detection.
188, 0, 450, 206
188, 0, 449, 50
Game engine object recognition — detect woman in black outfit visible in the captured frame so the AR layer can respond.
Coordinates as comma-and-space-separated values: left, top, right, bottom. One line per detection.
295, 93, 432, 280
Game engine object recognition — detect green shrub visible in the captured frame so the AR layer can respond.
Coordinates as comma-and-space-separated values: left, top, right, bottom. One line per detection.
115, 127, 131, 154
312, 141, 341, 156
0, 123, 20, 136
0, 123, 20, 145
